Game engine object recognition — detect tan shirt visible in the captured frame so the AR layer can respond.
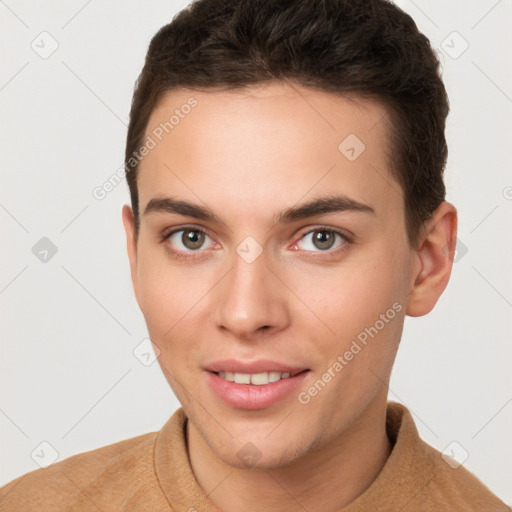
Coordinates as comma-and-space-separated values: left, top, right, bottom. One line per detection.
1, 401, 510, 511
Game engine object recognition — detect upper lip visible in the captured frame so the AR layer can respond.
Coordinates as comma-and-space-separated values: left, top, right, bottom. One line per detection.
203, 359, 309, 374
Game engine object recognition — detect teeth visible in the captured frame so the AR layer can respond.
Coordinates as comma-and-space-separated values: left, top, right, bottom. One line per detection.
233, 373, 250, 384
218, 371, 298, 385
269, 371, 282, 382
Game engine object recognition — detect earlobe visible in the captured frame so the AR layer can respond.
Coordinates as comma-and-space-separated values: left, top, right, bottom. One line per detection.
121, 204, 139, 298
406, 201, 458, 317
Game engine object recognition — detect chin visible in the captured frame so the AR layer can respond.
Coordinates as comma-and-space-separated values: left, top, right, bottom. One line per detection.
211, 434, 309, 471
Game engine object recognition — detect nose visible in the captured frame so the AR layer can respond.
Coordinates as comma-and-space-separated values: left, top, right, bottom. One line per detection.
212, 246, 290, 340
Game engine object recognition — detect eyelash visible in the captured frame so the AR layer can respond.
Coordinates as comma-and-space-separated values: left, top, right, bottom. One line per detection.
159, 225, 352, 261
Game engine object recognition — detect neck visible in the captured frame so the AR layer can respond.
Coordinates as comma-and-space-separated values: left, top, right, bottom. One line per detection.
187, 395, 392, 512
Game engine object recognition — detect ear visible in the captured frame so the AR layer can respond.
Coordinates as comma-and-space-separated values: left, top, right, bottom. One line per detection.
122, 204, 139, 301
406, 201, 458, 317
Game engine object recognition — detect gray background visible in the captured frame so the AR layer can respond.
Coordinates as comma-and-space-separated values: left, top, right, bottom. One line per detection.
1, 0, 511, 503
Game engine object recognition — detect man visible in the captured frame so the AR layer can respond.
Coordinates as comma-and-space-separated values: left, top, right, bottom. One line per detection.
1, 0, 509, 510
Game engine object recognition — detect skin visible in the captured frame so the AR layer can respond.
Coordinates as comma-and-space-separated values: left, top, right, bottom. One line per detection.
122, 82, 457, 511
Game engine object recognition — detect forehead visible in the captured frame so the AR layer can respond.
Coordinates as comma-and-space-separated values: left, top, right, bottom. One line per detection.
137, 82, 403, 223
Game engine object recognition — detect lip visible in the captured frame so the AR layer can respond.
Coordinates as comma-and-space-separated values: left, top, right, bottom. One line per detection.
202, 358, 309, 374
205, 369, 310, 410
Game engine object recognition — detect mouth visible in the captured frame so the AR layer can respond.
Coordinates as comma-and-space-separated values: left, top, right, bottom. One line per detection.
204, 368, 311, 410
212, 369, 309, 385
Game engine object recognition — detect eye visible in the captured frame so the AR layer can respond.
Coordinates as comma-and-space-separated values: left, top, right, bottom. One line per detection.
160, 225, 351, 260
293, 228, 350, 254
161, 227, 216, 257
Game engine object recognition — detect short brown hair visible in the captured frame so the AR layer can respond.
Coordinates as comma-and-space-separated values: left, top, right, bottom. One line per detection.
125, 0, 449, 248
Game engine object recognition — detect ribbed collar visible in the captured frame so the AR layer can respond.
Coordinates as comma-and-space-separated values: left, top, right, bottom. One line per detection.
154, 401, 433, 511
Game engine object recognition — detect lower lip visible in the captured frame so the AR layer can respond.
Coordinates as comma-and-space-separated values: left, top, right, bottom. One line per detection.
205, 370, 310, 410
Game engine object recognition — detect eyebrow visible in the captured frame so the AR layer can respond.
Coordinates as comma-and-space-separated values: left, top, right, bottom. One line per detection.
143, 194, 375, 225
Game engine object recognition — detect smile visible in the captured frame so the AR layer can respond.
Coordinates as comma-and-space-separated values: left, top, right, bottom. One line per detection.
216, 370, 303, 385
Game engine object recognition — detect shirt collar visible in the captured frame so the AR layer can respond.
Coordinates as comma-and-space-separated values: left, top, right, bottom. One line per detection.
154, 407, 220, 512
340, 401, 435, 511
154, 401, 434, 511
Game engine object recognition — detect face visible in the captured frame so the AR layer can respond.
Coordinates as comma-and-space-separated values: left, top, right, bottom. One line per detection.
123, 83, 421, 469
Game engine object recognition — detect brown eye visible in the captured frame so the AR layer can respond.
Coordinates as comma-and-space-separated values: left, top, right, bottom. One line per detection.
181, 229, 205, 250
295, 228, 349, 254
311, 230, 336, 250
164, 228, 214, 255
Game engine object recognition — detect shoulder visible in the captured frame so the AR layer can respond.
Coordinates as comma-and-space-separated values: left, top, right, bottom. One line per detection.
0, 431, 165, 511
383, 402, 510, 511
418, 440, 511, 511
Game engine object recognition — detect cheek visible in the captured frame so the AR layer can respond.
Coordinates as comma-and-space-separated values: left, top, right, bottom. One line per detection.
297, 266, 404, 411
289, 243, 407, 363
135, 248, 201, 342
135, 248, 233, 377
